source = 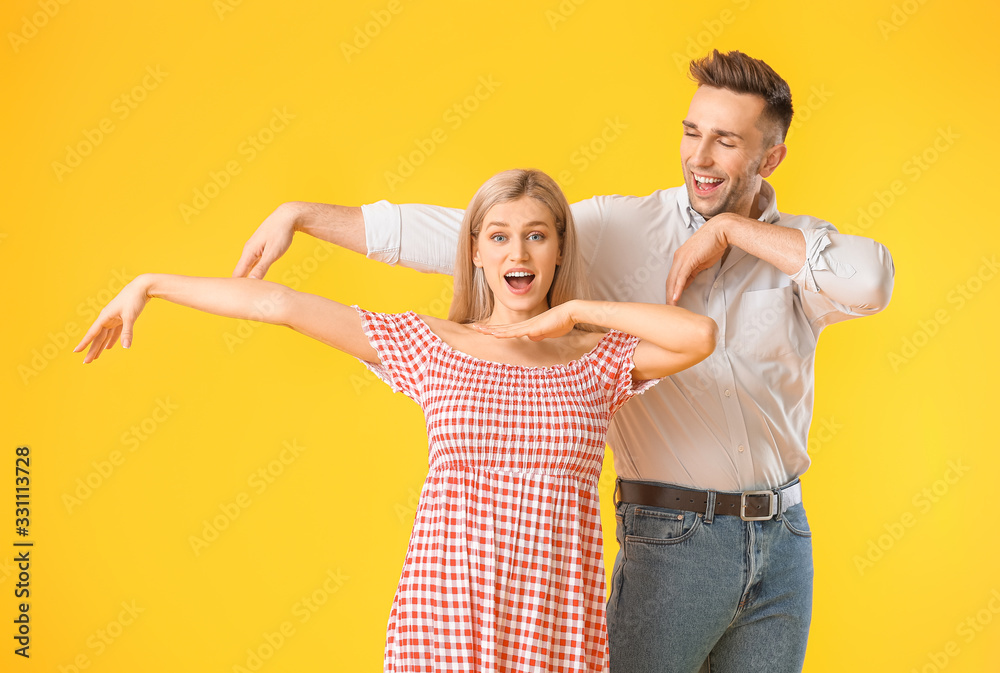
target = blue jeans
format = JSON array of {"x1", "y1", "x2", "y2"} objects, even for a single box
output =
[{"x1": 606, "y1": 487, "x2": 813, "y2": 673}]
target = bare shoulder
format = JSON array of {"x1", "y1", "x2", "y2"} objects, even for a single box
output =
[
  {"x1": 416, "y1": 316, "x2": 608, "y2": 367},
  {"x1": 566, "y1": 329, "x2": 606, "y2": 352},
  {"x1": 417, "y1": 314, "x2": 461, "y2": 336}
]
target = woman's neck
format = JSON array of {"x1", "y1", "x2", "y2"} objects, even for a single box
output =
[{"x1": 482, "y1": 302, "x2": 550, "y2": 326}]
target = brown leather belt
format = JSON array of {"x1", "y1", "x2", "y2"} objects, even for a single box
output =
[{"x1": 615, "y1": 479, "x2": 802, "y2": 521}]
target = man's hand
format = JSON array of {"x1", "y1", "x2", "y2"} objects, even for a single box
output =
[
  {"x1": 233, "y1": 203, "x2": 299, "y2": 280},
  {"x1": 665, "y1": 213, "x2": 808, "y2": 304},
  {"x1": 664, "y1": 215, "x2": 731, "y2": 305}
]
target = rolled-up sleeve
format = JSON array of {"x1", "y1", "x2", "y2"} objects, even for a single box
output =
[
  {"x1": 789, "y1": 220, "x2": 895, "y2": 328},
  {"x1": 361, "y1": 200, "x2": 464, "y2": 274}
]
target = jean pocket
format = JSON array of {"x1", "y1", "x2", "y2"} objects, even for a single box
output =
[
  {"x1": 624, "y1": 506, "x2": 703, "y2": 546},
  {"x1": 781, "y1": 504, "x2": 812, "y2": 538}
]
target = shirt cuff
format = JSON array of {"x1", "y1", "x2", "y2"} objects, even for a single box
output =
[
  {"x1": 790, "y1": 228, "x2": 856, "y2": 293},
  {"x1": 361, "y1": 200, "x2": 402, "y2": 265}
]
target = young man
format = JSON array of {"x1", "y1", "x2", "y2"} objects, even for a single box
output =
[{"x1": 233, "y1": 51, "x2": 895, "y2": 673}]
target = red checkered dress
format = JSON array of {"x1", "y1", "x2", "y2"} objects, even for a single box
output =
[{"x1": 355, "y1": 309, "x2": 657, "y2": 673}]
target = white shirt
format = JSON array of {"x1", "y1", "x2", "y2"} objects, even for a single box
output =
[{"x1": 361, "y1": 181, "x2": 895, "y2": 491}]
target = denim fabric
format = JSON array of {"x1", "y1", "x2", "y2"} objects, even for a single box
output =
[{"x1": 606, "y1": 489, "x2": 813, "y2": 673}]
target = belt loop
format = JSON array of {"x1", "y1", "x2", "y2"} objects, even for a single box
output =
[
  {"x1": 704, "y1": 490, "x2": 716, "y2": 524},
  {"x1": 613, "y1": 477, "x2": 622, "y2": 509},
  {"x1": 774, "y1": 487, "x2": 783, "y2": 522}
]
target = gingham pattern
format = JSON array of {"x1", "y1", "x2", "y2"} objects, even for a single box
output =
[{"x1": 355, "y1": 308, "x2": 657, "y2": 673}]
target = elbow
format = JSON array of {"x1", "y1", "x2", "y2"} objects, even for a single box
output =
[
  {"x1": 250, "y1": 282, "x2": 298, "y2": 326},
  {"x1": 845, "y1": 240, "x2": 896, "y2": 314},
  {"x1": 843, "y1": 258, "x2": 896, "y2": 316},
  {"x1": 860, "y1": 278, "x2": 894, "y2": 315},
  {"x1": 693, "y1": 316, "x2": 718, "y2": 362}
]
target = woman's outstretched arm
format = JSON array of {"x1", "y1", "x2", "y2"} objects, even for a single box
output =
[
  {"x1": 74, "y1": 273, "x2": 377, "y2": 364},
  {"x1": 477, "y1": 300, "x2": 717, "y2": 380}
]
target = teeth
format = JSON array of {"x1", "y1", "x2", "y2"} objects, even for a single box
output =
[
  {"x1": 505, "y1": 271, "x2": 533, "y2": 277},
  {"x1": 694, "y1": 175, "x2": 723, "y2": 184}
]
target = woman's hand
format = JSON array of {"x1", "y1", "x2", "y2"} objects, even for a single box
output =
[
  {"x1": 474, "y1": 301, "x2": 578, "y2": 341},
  {"x1": 73, "y1": 275, "x2": 153, "y2": 363}
]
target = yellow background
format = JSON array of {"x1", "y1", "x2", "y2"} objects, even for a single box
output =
[{"x1": 4, "y1": 0, "x2": 998, "y2": 671}]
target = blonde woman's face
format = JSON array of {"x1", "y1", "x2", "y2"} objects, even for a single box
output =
[{"x1": 472, "y1": 196, "x2": 562, "y2": 323}]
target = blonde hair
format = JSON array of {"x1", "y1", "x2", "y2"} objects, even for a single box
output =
[{"x1": 449, "y1": 169, "x2": 593, "y2": 326}]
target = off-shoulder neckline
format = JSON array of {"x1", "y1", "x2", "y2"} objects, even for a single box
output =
[{"x1": 406, "y1": 312, "x2": 618, "y2": 372}]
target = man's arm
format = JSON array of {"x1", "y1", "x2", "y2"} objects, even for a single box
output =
[
  {"x1": 232, "y1": 200, "x2": 466, "y2": 279},
  {"x1": 361, "y1": 201, "x2": 463, "y2": 274},
  {"x1": 664, "y1": 213, "x2": 805, "y2": 303},
  {"x1": 788, "y1": 225, "x2": 895, "y2": 319},
  {"x1": 233, "y1": 197, "x2": 605, "y2": 280},
  {"x1": 665, "y1": 212, "x2": 894, "y2": 318},
  {"x1": 233, "y1": 201, "x2": 366, "y2": 279}
]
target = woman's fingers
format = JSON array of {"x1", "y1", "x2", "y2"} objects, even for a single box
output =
[
  {"x1": 77, "y1": 314, "x2": 128, "y2": 363},
  {"x1": 474, "y1": 323, "x2": 523, "y2": 338},
  {"x1": 74, "y1": 317, "x2": 108, "y2": 353},
  {"x1": 119, "y1": 315, "x2": 136, "y2": 349},
  {"x1": 83, "y1": 328, "x2": 108, "y2": 363}
]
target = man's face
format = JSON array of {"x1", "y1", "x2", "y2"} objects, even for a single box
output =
[{"x1": 679, "y1": 85, "x2": 781, "y2": 219}]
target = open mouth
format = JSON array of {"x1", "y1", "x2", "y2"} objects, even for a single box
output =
[
  {"x1": 693, "y1": 173, "x2": 724, "y2": 194},
  {"x1": 504, "y1": 271, "x2": 535, "y2": 293}
]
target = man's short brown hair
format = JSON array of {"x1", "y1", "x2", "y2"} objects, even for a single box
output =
[{"x1": 689, "y1": 50, "x2": 794, "y2": 145}]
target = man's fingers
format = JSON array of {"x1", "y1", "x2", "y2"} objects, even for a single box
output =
[
  {"x1": 665, "y1": 261, "x2": 691, "y2": 305},
  {"x1": 232, "y1": 244, "x2": 262, "y2": 278},
  {"x1": 247, "y1": 251, "x2": 277, "y2": 280}
]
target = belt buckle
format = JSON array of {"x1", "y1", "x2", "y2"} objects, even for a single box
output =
[{"x1": 740, "y1": 490, "x2": 777, "y2": 521}]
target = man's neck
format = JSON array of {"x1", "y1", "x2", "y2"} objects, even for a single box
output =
[{"x1": 747, "y1": 185, "x2": 768, "y2": 220}]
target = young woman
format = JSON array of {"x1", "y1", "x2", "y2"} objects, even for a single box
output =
[{"x1": 75, "y1": 169, "x2": 716, "y2": 672}]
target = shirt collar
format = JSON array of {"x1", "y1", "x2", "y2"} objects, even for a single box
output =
[{"x1": 679, "y1": 179, "x2": 780, "y2": 229}]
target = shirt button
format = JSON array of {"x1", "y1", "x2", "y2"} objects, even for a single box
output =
[
  {"x1": 724, "y1": 389, "x2": 731, "y2": 397},
  {"x1": 713, "y1": 281, "x2": 720, "y2": 289},
  {"x1": 738, "y1": 444, "x2": 745, "y2": 453}
]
